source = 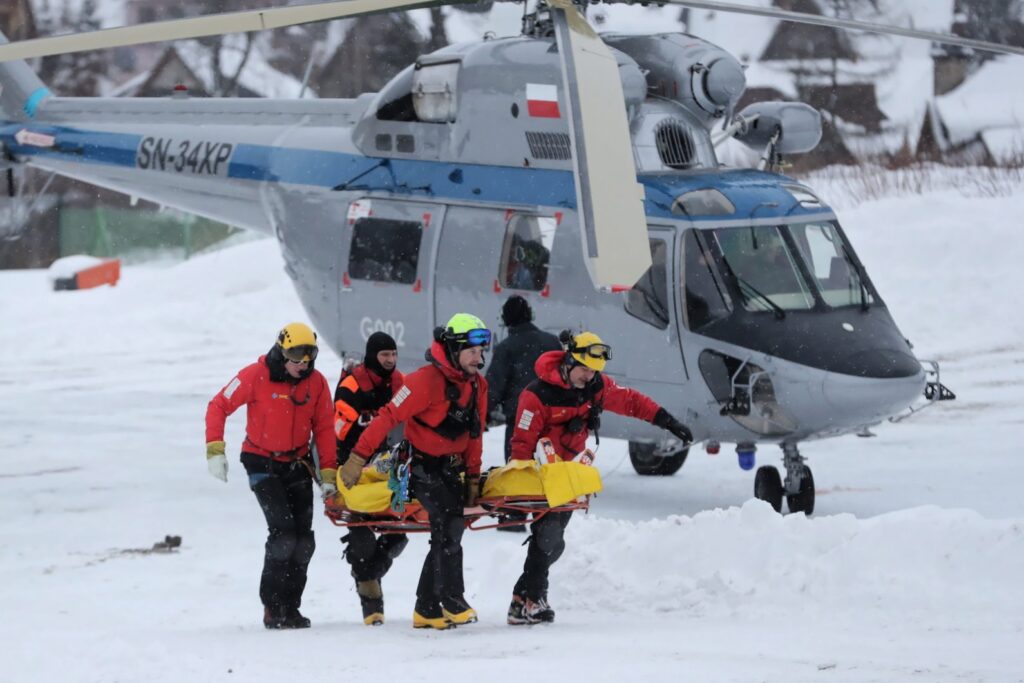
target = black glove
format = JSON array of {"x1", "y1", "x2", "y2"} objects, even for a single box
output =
[{"x1": 653, "y1": 408, "x2": 693, "y2": 445}]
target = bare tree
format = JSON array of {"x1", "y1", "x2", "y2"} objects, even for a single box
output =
[{"x1": 37, "y1": 0, "x2": 109, "y2": 96}]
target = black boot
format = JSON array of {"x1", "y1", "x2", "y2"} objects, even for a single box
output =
[
  {"x1": 507, "y1": 595, "x2": 554, "y2": 625},
  {"x1": 284, "y1": 607, "x2": 311, "y2": 629},
  {"x1": 356, "y1": 579, "x2": 385, "y2": 626},
  {"x1": 263, "y1": 606, "x2": 288, "y2": 629}
]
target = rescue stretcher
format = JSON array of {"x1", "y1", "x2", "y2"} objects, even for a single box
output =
[{"x1": 324, "y1": 457, "x2": 602, "y2": 534}]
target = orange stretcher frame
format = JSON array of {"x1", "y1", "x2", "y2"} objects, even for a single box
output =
[{"x1": 324, "y1": 495, "x2": 590, "y2": 534}]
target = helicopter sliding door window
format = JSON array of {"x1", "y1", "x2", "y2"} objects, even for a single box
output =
[
  {"x1": 499, "y1": 214, "x2": 556, "y2": 291},
  {"x1": 624, "y1": 239, "x2": 670, "y2": 330},
  {"x1": 786, "y1": 222, "x2": 875, "y2": 308},
  {"x1": 348, "y1": 218, "x2": 422, "y2": 285},
  {"x1": 682, "y1": 230, "x2": 732, "y2": 330},
  {"x1": 708, "y1": 225, "x2": 814, "y2": 312}
]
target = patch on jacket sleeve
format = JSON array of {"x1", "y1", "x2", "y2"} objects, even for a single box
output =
[
  {"x1": 223, "y1": 377, "x2": 241, "y2": 399},
  {"x1": 392, "y1": 386, "x2": 411, "y2": 407},
  {"x1": 517, "y1": 409, "x2": 534, "y2": 431}
]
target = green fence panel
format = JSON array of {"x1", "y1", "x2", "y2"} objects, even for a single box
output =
[{"x1": 59, "y1": 207, "x2": 239, "y2": 259}]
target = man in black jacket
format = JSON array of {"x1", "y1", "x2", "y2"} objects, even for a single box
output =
[
  {"x1": 334, "y1": 332, "x2": 408, "y2": 626},
  {"x1": 486, "y1": 297, "x2": 560, "y2": 532},
  {"x1": 487, "y1": 296, "x2": 562, "y2": 461}
]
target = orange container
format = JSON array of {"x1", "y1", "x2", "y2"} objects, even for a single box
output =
[{"x1": 75, "y1": 259, "x2": 121, "y2": 289}]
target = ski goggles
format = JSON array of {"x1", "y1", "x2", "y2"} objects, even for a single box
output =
[
  {"x1": 456, "y1": 328, "x2": 492, "y2": 348},
  {"x1": 576, "y1": 343, "x2": 612, "y2": 361},
  {"x1": 282, "y1": 344, "x2": 318, "y2": 363}
]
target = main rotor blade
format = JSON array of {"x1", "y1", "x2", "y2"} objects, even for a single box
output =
[
  {"x1": 0, "y1": 0, "x2": 452, "y2": 63},
  {"x1": 549, "y1": 0, "x2": 651, "y2": 290},
  {"x1": 662, "y1": 0, "x2": 1024, "y2": 57}
]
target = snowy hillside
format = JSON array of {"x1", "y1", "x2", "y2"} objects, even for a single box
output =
[{"x1": 2, "y1": 176, "x2": 1024, "y2": 682}]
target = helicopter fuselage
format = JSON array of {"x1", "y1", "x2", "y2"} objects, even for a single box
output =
[{"x1": 0, "y1": 33, "x2": 926, "y2": 453}]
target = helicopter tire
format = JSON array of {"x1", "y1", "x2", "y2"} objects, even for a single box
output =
[
  {"x1": 628, "y1": 441, "x2": 688, "y2": 476},
  {"x1": 754, "y1": 465, "x2": 783, "y2": 512},
  {"x1": 786, "y1": 466, "x2": 815, "y2": 516}
]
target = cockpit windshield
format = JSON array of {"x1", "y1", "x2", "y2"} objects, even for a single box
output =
[
  {"x1": 708, "y1": 225, "x2": 814, "y2": 312},
  {"x1": 787, "y1": 222, "x2": 875, "y2": 308},
  {"x1": 686, "y1": 221, "x2": 875, "y2": 321}
]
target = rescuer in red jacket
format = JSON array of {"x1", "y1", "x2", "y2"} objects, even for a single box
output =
[
  {"x1": 507, "y1": 331, "x2": 692, "y2": 625},
  {"x1": 344, "y1": 313, "x2": 490, "y2": 630},
  {"x1": 205, "y1": 322, "x2": 337, "y2": 630}
]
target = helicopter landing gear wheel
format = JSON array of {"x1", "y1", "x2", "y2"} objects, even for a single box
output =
[
  {"x1": 782, "y1": 442, "x2": 814, "y2": 516},
  {"x1": 754, "y1": 465, "x2": 783, "y2": 512},
  {"x1": 786, "y1": 466, "x2": 815, "y2": 515},
  {"x1": 628, "y1": 441, "x2": 689, "y2": 476}
]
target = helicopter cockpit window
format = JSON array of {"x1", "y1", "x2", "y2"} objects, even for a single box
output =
[
  {"x1": 787, "y1": 222, "x2": 875, "y2": 308},
  {"x1": 376, "y1": 68, "x2": 417, "y2": 122},
  {"x1": 709, "y1": 225, "x2": 814, "y2": 312},
  {"x1": 672, "y1": 188, "x2": 735, "y2": 217},
  {"x1": 348, "y1": 217, "x2": 422, "y2": 285},
  {"x1": 682, "y1": 230, "x2": 732, "y2": 330},
  {"x1": 500, "y1": 214, "x2": 556, "y2": 291},
  {"x1": 624, "y1": 239, "x2": 669, "y2": 330}
]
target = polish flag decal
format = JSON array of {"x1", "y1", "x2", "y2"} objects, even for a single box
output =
[{"x1": 526, "y1": 83, "x2": 560, "y2": 118}]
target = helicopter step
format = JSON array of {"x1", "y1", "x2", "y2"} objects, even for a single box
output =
[
  {"x1": 753, "y1": 442, "x2": 814, "y2": 515},
  {"x1": 628, "y1": 439, "x2": 689, "y2": 476}
]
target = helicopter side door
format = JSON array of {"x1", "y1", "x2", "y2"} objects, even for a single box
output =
[
  {"x1": 618, "y1": 226, "x2": 689, "y2": 385},
  {"x1": 338, "y1": 198, "x2": 444, "y2": 366},
  {"x1": 434, "y1": 206, "x2": 561, "y2": 339}
]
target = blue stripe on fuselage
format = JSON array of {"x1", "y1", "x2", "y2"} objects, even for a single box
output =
[{"x1": 0, "y1": 121, "x2": 831, "y2": 221}]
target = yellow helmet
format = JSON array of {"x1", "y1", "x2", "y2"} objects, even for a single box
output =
[
  {"x1": 276, "y1": 322, "x2": 319, "y2": 363},
  {"x1": 569, "y1": 331, "x2": 612, "y2": 372}
]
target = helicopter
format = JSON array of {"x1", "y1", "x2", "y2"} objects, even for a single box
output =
[{"x1": 2, "y1": 0, "x2": 1012, "y2": 515}]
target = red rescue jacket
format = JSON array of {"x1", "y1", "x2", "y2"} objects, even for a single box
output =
[
  {"x1": 510, "y1": 350, "x2": 661, "y2": 461},
  {"x1": 352, "y1": 342, "x2": 487, "y2": 476},
  {"x1": 205, "y1": 355, "x2": 337, "y2": 469}
]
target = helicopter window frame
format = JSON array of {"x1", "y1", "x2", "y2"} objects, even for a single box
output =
[
  {"x1": 375, "y1": 67, "x2": 418, "y2": 122},
  {"x1": 784, "y1": 220, "x2": 877, "y2": 309},
  {"x1": 347, "y1": 216, "x2": 423, "y2": 285},
  {"x1": 705, "y1": 224, "x2": 816, "y2": 313},
  {"x1": 498, "y1": 213, "x2": 557, "y2": 292},
  {"x1": 681, "y1": 229, "x2": 733, "y2": 331},
  {"x1": 624, "y1": 238, "x2": 671, "y2": 330}
]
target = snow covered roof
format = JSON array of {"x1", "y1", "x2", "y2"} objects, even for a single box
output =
[{"x1": 932, "y1": 57, "x2": 1024, "y2": 158}]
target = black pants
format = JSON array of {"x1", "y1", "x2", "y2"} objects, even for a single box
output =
[
  {"x1": 242, "y1": 452, "x2": 315, "y2": 612},
  {"x1": 410, "y1": 455, "x2": 466, "y2": 609},
  {"x1": 513, "y1": 510, "x2": 573, "y2": 600},
  {"x1": 342, "y1": 528, "x2": 408, "y2": 582}
]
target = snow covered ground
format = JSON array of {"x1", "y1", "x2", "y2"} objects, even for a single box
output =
[{"x1": 2, "y1": 175, "x2": 1024, "y2": 682}]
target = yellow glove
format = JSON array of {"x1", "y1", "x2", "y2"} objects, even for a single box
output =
[
  {"x1": 340, "y1": 454, "x2": 368, "y2": 489},
  {"x1": 320, "y1": 468, "x2": 339, "y2": 500},
  {"x1": 206, "y1": 441, "x2": 227, "y2": 482}
]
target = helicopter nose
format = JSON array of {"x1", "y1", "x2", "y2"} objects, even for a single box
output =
[
  {"x1": 828, "y1": 347, "x2": 922, "y2": 379},
  {"x1": 821, "y1": 350, "x2": 925, "y2": 424}
]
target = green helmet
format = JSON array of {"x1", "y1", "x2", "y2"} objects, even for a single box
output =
[
  {"x1": 437, "y1": 313, "x2": 492, "y2": 350},
  {"x1": 446, "y1": 313, "x2": 486, "y2": 335}
]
